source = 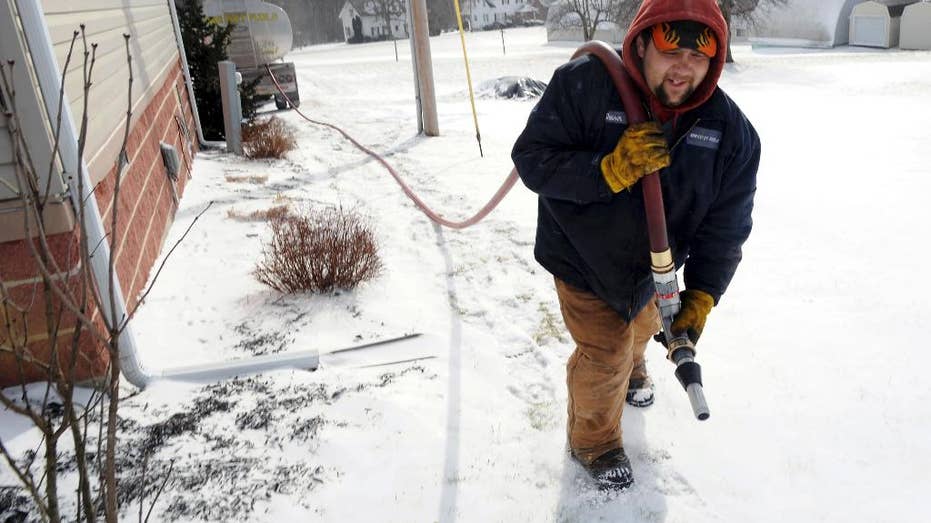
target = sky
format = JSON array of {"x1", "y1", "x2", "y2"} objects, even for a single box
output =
[{"x1": 3, "y1": 26, "x2": 931, "y2": 522}]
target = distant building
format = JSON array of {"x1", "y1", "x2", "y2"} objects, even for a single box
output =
[
  {"x1": 746, "y1": 0, "x2": 858, "y2": 47},
  {"x1": 338, "y1": 1, "x2": 409, "y2": 42},
  {"x1": 461, "y1": 0, "x2": 543, "y2": 30},
  {"x1": 849, "y1": 0, "x2": 911, "y2": 48},
  {"x1": 746, "y1": 0, "x2": 916, "y2": 48},
  {"x1": 900, "y1": 1, "x2": 931, "y2": 50}
]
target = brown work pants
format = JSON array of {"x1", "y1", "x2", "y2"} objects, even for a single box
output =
[{"x1": 555, "y1": 278, "x2": 661, "y2": 465}]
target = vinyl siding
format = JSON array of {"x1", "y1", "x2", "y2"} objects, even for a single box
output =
[
  {"x1": 42, "y1": 0, "x2": 180, "y2": 183},
  {"x1": 0, "y1": 0, "x2": 64, "y2": 213}
]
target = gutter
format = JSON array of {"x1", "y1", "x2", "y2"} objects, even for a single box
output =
[{"x1": 167, "y1": 0, "x2": 225, "y2": 149}]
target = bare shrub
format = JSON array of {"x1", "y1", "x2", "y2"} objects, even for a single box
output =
[
  {"x1": 254, "y1": 207, "x2": 382, "y2": 293},
  {"x1": 241, "y1": 117, "x2": 296, "y2": 159},
  {"x1": 227, "y1": 204, "x2": 291, "y2": 222}
]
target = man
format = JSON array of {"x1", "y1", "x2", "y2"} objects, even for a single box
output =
[{"x1": 511, "y1": 0, "x2": 760, "y2": 491}]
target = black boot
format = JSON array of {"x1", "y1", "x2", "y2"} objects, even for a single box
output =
[
  {"x1": 580, "y1": 447, "x2": 634, "y2": 491},
  {"x1": 626, "y1": 375, "x2": 654, "y2": 407},
  {"x1": 626, "y1": 361, "x2": 654, "y2": 407}
]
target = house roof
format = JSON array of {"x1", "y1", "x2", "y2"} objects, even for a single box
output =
[
  {"x1": 464, "y1": 0, "x2": 498, "y2": 10},
  {"x1": 342, "y1": 0, "x2": 378, "y2": 17}
]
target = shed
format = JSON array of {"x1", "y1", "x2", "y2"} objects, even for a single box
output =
[
  {"x1": 749, "y1": 0, "x2": 860, "y2": 48},
  {"x1": 849, "y1": 1, "x2": 911, "y2": 48},
  {"x1": 0, "y1": 0, "x2": 203, "y2": 386},
  {"x1": 900, "y1": 1, "x2": 931, "y2": 49}
]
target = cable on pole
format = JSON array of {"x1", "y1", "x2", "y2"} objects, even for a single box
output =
[{"x1": 452, "y1": 0, "x2": 484, "y2": 157}]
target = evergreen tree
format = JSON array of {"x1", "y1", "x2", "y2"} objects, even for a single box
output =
[
  {"x1": 177, "y1": 0, "x2": 235, "y2": 140},
  {"x1": 427, "y1": 0, "x2": 457, "y2": 35}
]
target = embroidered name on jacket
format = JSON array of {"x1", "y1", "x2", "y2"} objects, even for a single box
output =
[
  {"x1": 605, "y1": 111, "x2": 627, "y2": 125},
  {"x1": 686, "y1": 127, "x2": 722, "y2": 149}
]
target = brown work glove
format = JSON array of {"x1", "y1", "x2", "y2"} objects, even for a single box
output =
[
  {"x1": 600, "y1": 122, "x2": 671, "y2": 193},
  {"x1": 671, "y1": 289, "x2": 715, "y2": 344}
]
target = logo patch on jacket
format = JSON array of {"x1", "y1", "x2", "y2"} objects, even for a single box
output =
[
  {"x1": 686, "y1": 127, "x2": 722, "y2": 150},
  {"x1": 605, "y1": 111, "x2": 627, "y2": 125}
]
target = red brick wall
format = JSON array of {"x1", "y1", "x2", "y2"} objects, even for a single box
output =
[{"x1": 0, "y1": 58, "x2": 199, "y2": 386}]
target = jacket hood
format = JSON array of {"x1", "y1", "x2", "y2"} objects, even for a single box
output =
[{"x1": 621, "y1": 0, "x2": 728, "y2": 117}]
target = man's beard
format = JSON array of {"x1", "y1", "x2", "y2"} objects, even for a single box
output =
[{"x1": 654, "y1": 83, "x2": 695, "y2": 108}]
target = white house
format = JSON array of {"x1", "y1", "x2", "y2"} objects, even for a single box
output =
[
  {"x1": 462, "y1": 0, "x2": 541, "y2": 30},
  {"x1": 339, "y1": 1, "x2": 409, "y2": 42}
]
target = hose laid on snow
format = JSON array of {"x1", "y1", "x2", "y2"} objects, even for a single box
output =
[{"x1": 264, "y1": 65, "x2": 518, "y2": 230}]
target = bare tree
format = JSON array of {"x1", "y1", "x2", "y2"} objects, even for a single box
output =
[
  {"x1": 718, "y1": 0, "x2": 789, "y2": 62},
  {"x1": 547, "y1": 0, "x2": 638, "y2": 42},
  {"x1": 370, "y1": 0, "x2": 407, "y2": 39},
  {"x1": 0, "y1": 28, "x2": 117, "y2": 522},
  {"x1": 0, "y1": 25, "x2": 184, "y2": 522},
  {"x1": 426, "y1": 0, "x2": 456, "y2": 35}
]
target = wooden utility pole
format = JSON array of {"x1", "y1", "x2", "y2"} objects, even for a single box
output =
[
  {"x1": 409, "y1": 0, "x2": 439, "y2": 136},
  {"x1": 405, "y1": 1, "x2": 423, "y2": 133}
]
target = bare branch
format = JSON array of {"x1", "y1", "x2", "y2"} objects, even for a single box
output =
[
  {"x1": 0, "y1": 439, "x2": 50, "y2": 520},
  {"x1": 108, "y1": 34, "x2": 133, "y2": 347},
  {"x1": 144, "y1": 459, "x2": 174, "y2": 523},
  {"x1": 43, "y1": 31, "x2": 80, "y2": 204},
  {"x1": 548, "y1": 0, "x2": 637, "y2": 41},
  {"x1": 138, "y1": 453, "x2": 147, "y2": 522},
  {"x1": 122, "y1": 201, "x2": 214, "y2": 329}
]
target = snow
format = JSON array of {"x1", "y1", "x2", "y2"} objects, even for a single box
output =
[{"x1": 3, "y1": 26, "x2": 931, "y2": 521}]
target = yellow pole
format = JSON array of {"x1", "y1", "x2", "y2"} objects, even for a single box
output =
[{"x1": 452, "y1": 0, "x2": 484, "y2": 157}]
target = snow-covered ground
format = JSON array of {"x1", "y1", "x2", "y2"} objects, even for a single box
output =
[{"x1": 3, "y1": 27, "x2": 931, "y2": 522}]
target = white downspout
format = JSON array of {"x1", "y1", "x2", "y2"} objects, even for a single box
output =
[
  {"x1": 14, "y1": 0, "x2": 150, "y2": 386},
  {"x1": 167, "y1": 0, "x2": 224, "y2": 149}
]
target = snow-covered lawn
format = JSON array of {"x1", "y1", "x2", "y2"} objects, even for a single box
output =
[{"x1": 3, "y1": 27, "x2": 930, "y2": 521}]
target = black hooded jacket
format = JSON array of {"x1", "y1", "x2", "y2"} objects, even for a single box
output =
[{"x1": 511, "y1": 1, "x2": 760, "y2": 321}]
